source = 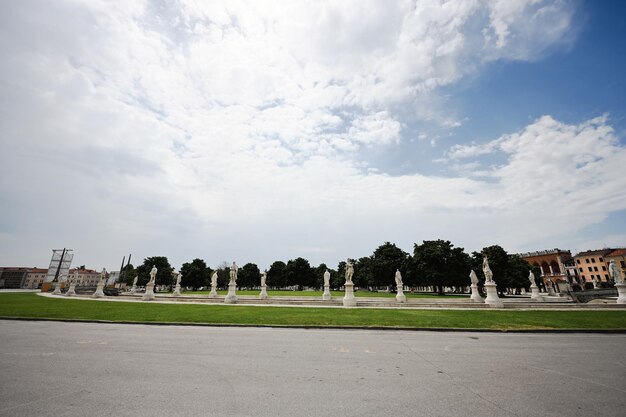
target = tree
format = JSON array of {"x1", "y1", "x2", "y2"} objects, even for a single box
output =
[
  {"x1": 411, "y1": 240, "x2": 471, "y2": 295},
  {"x1": 180, "y1": 258, "x2": 210, "y2": 290},
  {"x1": 369, "y1": 242, "x2": 409, "y2": 289},
  {"x1": 135, "y1": 256, "x2": 173, "y2": 289},
  {"x1": 472, "y1": 246, "x2": 535, "y2": 295},
  {"x1": 238, "y1": 263, "x2": 261, "y2": 289},
  {"x1": 267, "y1": 261, "x2": 287, "y2": 289},
  {"x1": 215, "y1": 262, "x2": 231, "y2": 289},
  {"x1": 314, "y1": 263, "x2": 329, "y2": 289},
  {"x1": 118, "y1": 263, "x2": 136, "y2": 286},
  {"x1": 284, "y1": 257, "x2": 315, "y2": 290},
  {"x1": 508, "y1": 254, "x2": 536, "y2": 292}
]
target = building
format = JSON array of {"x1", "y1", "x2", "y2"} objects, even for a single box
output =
[
  {"x1": 67, "y1": 266, "x2": 102, "y2": 286},
  {"x1": 605, "y1": 249, "x2": 626, "y2": 282},
  {"x1": 519, "y1": 249, "x2": 574, "y2": 292},
  {"x1": 23, "y1": 268, "x2": 49, "y2": 289},
  {"x1": 573, "y1": 249, "x2": 614, "y2": 286},
  {"x1": 0, "y1": 267, "x2": 31, "y2": 288}
]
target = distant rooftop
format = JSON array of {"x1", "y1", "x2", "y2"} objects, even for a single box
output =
[{"x1": 518, "y1": 248, "x2": 571, "y2": 257}]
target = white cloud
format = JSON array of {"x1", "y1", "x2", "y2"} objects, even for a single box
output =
[{"x1": 2, "y1": 0, "x2": 609, "y2": 271}]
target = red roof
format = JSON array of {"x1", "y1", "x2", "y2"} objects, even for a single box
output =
[{"x1": 607, "y1": 248, "x2": 626, "y2": 257}]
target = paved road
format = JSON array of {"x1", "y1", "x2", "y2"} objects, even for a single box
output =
[{"x1": 0, "y1": 320, "x2": 624, "y2": 417}]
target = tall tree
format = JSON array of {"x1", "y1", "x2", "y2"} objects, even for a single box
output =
[
  {"x1": 180, "y1": 258, "x2": 210, "y2": 290},
  {"x1": 314, "y1": 263, "x2": 330, "y2": 289},
  {"x1": 412, "y1": 240, "x2": 471, "y2": 295},
  {"x1": 267, "y1": 261, "x2": 287, "y2": 289},
  {"x1": 284, "y1": 257, "x2": 315, "y2": 290},
  {"x1": 472, "y1": 246, "x2": 534, "y2": 295},
  {"x1": 135, "y1": 256, "x2": 173, "y2": 289},
  {"x1": 215, "y1": 261, "x2": 231, "y2": 289},
  {"x1": 369, "y1": 242, "x2": 409, "y2": 289},
  {"x1": 238, "y1": 263, "x2": 261, "y2": 289}
]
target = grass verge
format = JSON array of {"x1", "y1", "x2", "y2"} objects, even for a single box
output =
[{"x1": 1, "y1": 293, "x2": 625, "y2": 330}]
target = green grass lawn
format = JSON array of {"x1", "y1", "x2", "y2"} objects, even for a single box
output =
[
  {"x1": 1, "y1": 293, "x2": 625, "y2": 330},
  {"x1": 185, "y1": 290, "x2": 467, "y2": 298}
]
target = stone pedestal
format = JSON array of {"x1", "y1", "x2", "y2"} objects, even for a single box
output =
[
  {"x1": 172, "y1": 284, "x2": 181, "y2": 296},
  {"x1": 343, "y1": 282, "x2": 356, "y2": 307},
  {"x1": 52, "y1": 282, "x2": 62, "y2": 295},
  {"x1": 530, "y1": 285, "x2": 544, "y2": 302},
  {"x1": 93, "y1": 282, "x2": 105, "y2": 298},
  {"x1": 65, "y1": 282, "x2": 76, "y2": 296},
  {"x1": 209, "y1": 285, "x2": 218, "y2": 298},
  {"x1": 396, "y1": 287, "x2": 406, "y2": 303},
  {"x1": 259, "y1": 285, "x2": 268, "y2": 299},
  {"x1": 470, "y1": 284, "x2": 483, "y2": 302},
  {"x1": 484, "y1": 282, "x2": 503, "y2": 307},
  {"x1": 547, "y1": 284, "x2": 556, "y2": 296},
  {"x1": 322, "y1": 284, "x2": 331, "y2": 301},
  {"x1": 616, "y1": 283, "x2": 626, "y2": 304},
  {"x1": 143, "y1": 282, "x2": 155, "y2": 301},
  {"x1": 224, "y1": 282, "x2": 237, "y2": 303}
]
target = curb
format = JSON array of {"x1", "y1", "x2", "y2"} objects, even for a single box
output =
[{"x1": 1, "y1": 316, "x2": 625, "y2": 334}]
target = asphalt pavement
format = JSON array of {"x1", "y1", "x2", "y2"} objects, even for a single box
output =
[{"x1": 0, "y1": 320, "x2": 624, "y2": 417}]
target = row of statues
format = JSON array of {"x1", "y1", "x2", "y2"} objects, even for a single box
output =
[{"x1": 139, "y1": 257, "x2": 624, "y2": 291}]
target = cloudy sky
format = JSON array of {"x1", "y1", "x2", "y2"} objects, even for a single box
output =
[{"x1": 1, "y1": 0, "x2": 625, "y2": 272}]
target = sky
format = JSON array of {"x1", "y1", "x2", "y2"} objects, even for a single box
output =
[{"x1": 1, "y1": 0, "x2": 625, "y2": 273}]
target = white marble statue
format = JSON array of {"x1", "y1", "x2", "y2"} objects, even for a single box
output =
[
  {"x1": 175, "y1": 272, "x2": 182, "y2": 286},
  {"x1": 211, "y1": 271, "x2": 218, "y2": 287},
  {"x1": 482, "y1": 257, "x2": 493, "y2": 283},
  {"x1": 528, "y1": 271, "x2": 537, "y2": 286},
  {"x1": 395, "y1": 269, "x2": 406, "y2": 303},
  {"x1": 324, "y1": 270, "x2": 330, "y2": 287},
  {"x1": 229, "y1": 262, "x2": 238, "y2": 284},
  {"x1": 395, "y1": 270, "x2": 403, "y2": 288},
  {"x1": 609, "y1": 260, "x2": 623, "y2": 284},
  {"x1": 261, "y1": 271, "x2": 267, "y2": 287},
  {"x1": 469, "y1": 270, "x2": 478, "y2": 285},
  {"x1": 469, "y1": 270, "x2": 483, "y2": 302},
  {"x1": 345, "y1": 260, "x2": 354, "y2": 284},
  {"x1": 132, "y1": 276, "x2": 138, "y2": 287},
  {"x1": 149, "y1": 265, "x2": 157, "y2": 284},
  {"x1": 99, "y1": 268, "x2": 107, "y2": 285}
]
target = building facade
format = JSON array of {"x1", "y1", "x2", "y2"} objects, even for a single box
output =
[
  {"x1": 573, "y1": 249, "x2": 614, "y2": 286},
  {"x1": 519, "y1": 249, "x2": 574, "y2": 292},
  {"x1": 67, "y1": 267, "x2": 102, "y2": 286},
  {"x1": 23, "y1": 268, "x2": 49, "y2": 289},
  {"x1": 0, "y1": 267, "x2": 30, "y2": 288}
]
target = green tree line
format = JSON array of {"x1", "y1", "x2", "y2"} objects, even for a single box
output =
[{"x1": 118, "y1": 241, "x2": 540, "y2": 295}]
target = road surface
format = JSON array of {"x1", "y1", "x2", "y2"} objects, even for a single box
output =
[{"x1": 0, "y1": 320, "x2": 624, "y2": 416}]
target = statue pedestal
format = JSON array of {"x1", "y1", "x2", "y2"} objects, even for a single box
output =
[
  {"x1": 470, "y1": 284, "x2": 483, "y2": 302},
  {"x1": 484, "y1": 282, "x2": 503, "y2": 307},
  {"x1": 530, "y1": 285, "x2": 543, "y2": 302},
  {"x1": 322, "y1": 285, "x2": 331, "y2": 301},
  {"x1": 143, "y1": 282, "x2": 155, "y2": 301},
  {"x1": 546, "y1": 281, "x2": 556, "y2": 296},
  {"x1": 130, "y1": 284, "x2": 137, "y2": 294},
  {"x1": 65, "y1": 283, "x2": 76, "y2": 296},
  {"x1": 259, "y1": 285, "x2": 268, "y2": 299},
  {"x1": 396, "y1": 288, "x2": 406, "y2": 303},
  {"x1": 208, "y1": 285, "x2": 218, "y2": 298},
  {"x1": 616, "y1": 283, "x2": 626, "y2": 304},
  {"x1": 343, "y1": 282, "x2": 356, "y2": 307},
  {"x1": 224, "y1": 282, "x2": 237, "y2": 303},
  {"x1": 93, "y1": 283, "x2": 105, "y2": 298},
  {"x1": 172, "y1": 284, "x2": 181, "y2": 296},
  {"x1": 52, "y1": 282, "x2": 62, "y2": 295}
]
